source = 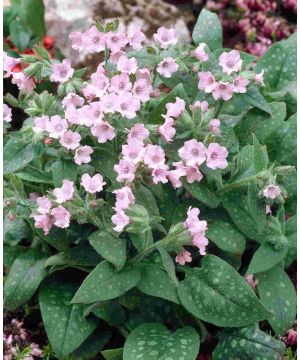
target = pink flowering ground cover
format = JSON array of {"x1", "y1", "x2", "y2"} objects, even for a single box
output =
[{"x1": 3, "y1": 9, "x2": 296, "y2": 360}]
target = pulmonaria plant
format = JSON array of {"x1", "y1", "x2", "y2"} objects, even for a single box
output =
[{"x1": 3, "y1": 9, "x2": 296, "y2": 360}]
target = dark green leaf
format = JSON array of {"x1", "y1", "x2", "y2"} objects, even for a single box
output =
[{"x1": 51, "y1": 158, "x2": 78, "y2": 187}]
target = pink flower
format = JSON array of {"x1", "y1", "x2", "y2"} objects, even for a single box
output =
[
  {"x1": 192, "y1": 43, "x2": 209, "y2": 62},
  {"x1": 128, "y1": 123, "x2": 149, "y2": 143},
  {"x1": 3, "y1": 52, "x2": 21, "y2": 77},
  {"x1": 212, "y1": 82, "x2": 234, "y2": 101},
  {"x1": 158, "y1": 117, "x2": 176, "y2": 142},
  {"x1": 36, "y1": 196, "x2": 52, "y2": 215},
  {"x1": 60, "y1": 130, "x2": 81, "y2": 150},
  {"x1": 3, "y1": 104, "x2": 12, "y2": 123},
  {"x1": 114, "y1": 160, "x2": 136, "y2": 182},
  {"x1": 81, "y1": 173, "x2": 106, "y2": 194},
  {"x1": 153, "y1": 27, "x2": 177, "y2": 49},
  {"x1": 53, "y1": 180, "x2": 75, "y2": 204},
  {"x1": 209, "y1": 119, "x2": 221, "y2": 135},
  {"x1": 245, "y1": 274, "x2": 259, "y2": 289},
  {"x1": 193, "y1": 235, "x2": 209, "y2": 255},
  {"x1": 144, "y1": 144, "x2": 166, "y2": 169},
  {"x1": 185, "y1": 206, "x2": 200, "y2": 227},
  {"x1": 233, "y1": 77, "x2": 249, "y2": 93},
  {"x1": 65, "y1": 106, "x2": 81, "y2": 125},
  {"x1": 175, "y1": 250, "x2": 192, "y2": 265},
  {"x1": 80, "y1": 102, "x2": 103, "y2": 126},
  {"x1": 81, "y1": 83, "x2": 97, "y2": 101},
  {"x1": 91, "y1": 121, "x2": 116, "y2": 143},
  {"x1": 122, "y1": 141, "x2": 145, "y2": 164},
  {"x1": 51, "y1": 205, "x2": 71, "y2": 228},
  {"x1": 11, "y1": 72, "x2": 35, "y2": 92},
  {"x1": 198, "y1": 71, "x2": 216, "y2": 93},
  {"x1": 151, "y1": 167, "x2": 169, "y2": 184},
  {"x1": 69, "y1": 31, "x2": 83, "y2": 51},
  {"x1": 117, "y1": 92, "x2": 140, "y2": 119},
  {"x1": 31, "y1": 214, "x2": 53, "y2": 235},
  {"x1": 46, "y1": 115, "x2": 68, "y2": 138},
  {"x1": 132, "y1": 79, "x2": 152, "y2": 103},
  {"x1": 74, "y1": 146, "x2": 93, "y2": 165},
  {"x1": 165, "y1": 97, "x2": 186, "y2": 118},
  {"x1": 178, "y1": 139, "x2": 206, "y2": 167},
  {"x1": 112, "y1": 210, "x2": 130, "y2": 232},
  {"x1": 110, "y1": 73, "x2": 132, "y2": 93},
  {"x1": 91, "y1": 72, "x2": 110, "y2": 96},
  {"x1": 117, "y1": 55, "x2": 138, "y2": 74},
  {"x1": 62, "y1": 93, "x2": 84, "y2": 108},
  {"x1": 206, "y1": 143, "x2": 228, "y2": 170},
  {"x1": 184, "y1": 207, "x2": 208, "y2": 255},
  {"x1": 101, "y1": 93, "x2": 118, "y2": 114},
  {"x1": 219, "y1": 50, "x2": 242, "y2": 75},
  {"x1": 82, "y1": 26, "x2": 106, "y2": 53},
  {"x1": 109, "y1": 50, "x2": 125, "y2": 65},
  {"x1": 106, "y1": 31, "x2": 128, "y2": 53},
  {"x1": 167, "y1": 168, "x2": 185, "y2": 188},
  {"x1": 175, "y1": 162, "x2": 203, "y2": 183},
  {"x1": 136, "y1": 68, "x2": 151, "y2": 85},
  {"x1": 190, "y1": 100, "x2": 209, "y2": 113},
  {"x1": 254, "y1": 70, "x2": 264, "y2": 85},
  {"x1": 266, "y1": 204, "x2": 272, "y2": 215},
  {"x1": 157, "y1": 57, "x2": 178, "y2": 78},
  {"x1": 128, "y1": 25, "x2": 146, "y2": 50},
  {"x1": 263, "y1": 184, "x2": 281, "y2": 199},
  {"x1": 50, "y1": 60, "x2": 74, "y2": 83},
  {"x1": 113, "y1": 186, "x2": 135, "y2": 210},
  {"x1": 287, "y1": 329, "x2": 297, "y2": 346}
]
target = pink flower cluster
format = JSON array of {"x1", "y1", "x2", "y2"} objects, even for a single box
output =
[{"x1": 263, "y1": 184, "x2": 281, "y2": 199}]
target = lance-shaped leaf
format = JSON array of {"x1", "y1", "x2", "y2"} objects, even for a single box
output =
[
  {"x1": 39, "y1": 281, "x2": 98, "y2": 359},
  {"x1": 51, "y1": 158, "x2": 78, "y2": 187},
  {"x1": 71, "y1": 331, "x2": 111, "y2": 360},
  {"x1": 72, "y1": 261, "x2": 140, "y2": 304},
  {"x1": 213, "y1": 325, "x2": 285, "y2": 360},
  {"x1": 285, "y1": 214, "x2": 297, "y2": 267},
  {"x1": 177, "y1": 255, "x2": 271, "y2": 327},
  {"x1": 102, "y1": 348, "x2": 123, "y2": 360},
  {"x1": 257, "y1": 265, "x2": 296, "y2": 335},
  {"x1": 184, "y1": 180, "x2": 219, "y2": 208},
  {"x1": 123, "y1": 323, "x2": 200, "y2": 360}
]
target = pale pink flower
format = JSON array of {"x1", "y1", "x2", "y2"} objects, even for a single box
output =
[
  {"x1": 117, "y1": 55, "x2": 138, "y2": 74},
  {"x1": 110, "y1": 73, "x2": 132, "y2": 94},
  {"x1": 167, "y1": 168, "x2": 185, "y2": 188},
  {"x1": 157, "y1": 57, "x2": 178, "y2": 78},
  {"x1": 188, "y1": 219, "x2": 208, "y2": 238},
  {"x1": 114, "y1": 160, "x2": 136, "y2": 182},
  {"x1": 109, "y1": 50, "x2": 125, "y2": 65},
  {"x1": 165, "y1": 97, "x2": 186, "y2": 118},
  {"x1": 266, "y1": 204, "x2": 272, "y2": 215},
  {"x1": 219, "y1": 50, "x2": 242, "y2": 75},
  {"x1": 153, "y1": 27, "x2": 177, "y2": 49},
  {"x1": 287, "y1": 329, "x2": 297, "y2": 346},
  {"x1": 245, "y1": 274, "x2": 259, "y2": 289},
  {"x1": 31, "y1": 214, "x2": 53, "y2": 235},
  {"x1": 82, "y1": 26, "x2": 106, "y2": 53},
  {"x1": 151, "y1": 167, "x2": 169, "y2": 184},
  {"x1": 136, "y1": 68, "x2": 151, "y2": 85},
  {"x1": 112, "y1": 210, "x2": 130, "y2": 232},
  {"x1": 11, "y1": 72, "x2": 35, "y2": 92},
  {"x1": 192, "y1": 43, "x2": 209, "y2": 62},
  {"x1": 193, "y1": 235, "x2": 209, "y2": 255},
  {"x1": 178, "y1": 139, "x2": 206, "y2": 167},
  {"x1": 206, "y1": 143, "x2": 228, "y2": 170},
  {"x1": 91, "y1": 72, "x2": 110, "y2": 96},
  {"x1": 189, "y1": 100, "x2": 209, "y2": 113},
  {"x1": 80, "y1": 102, "x2": 103, "y2": 126},
  {"x1": 46, "y1": 115, "x2": 68, "y2": 139},
  {"x1": 100, "y1": 93, "x2": 116, "y2": 114},
  {"x1": 106, "y1": 31, "x2": 128, "y2": 53},
  {"x1": 3, "y1": 104, "x2": 12, "y2": 123},
  {"x1": 64, "y1": 106, "x2": 81, "y2": 125},
  {"x1": 29, "y1": 193, "x2": 40, "y2": 201},
  {"x1": 81, "y1": 83, "x2": 98, "y2": 102},
  {"x1": 113, "y1": 186, "x2": 135, "y2": 210},
  {"x1": 128, "y1": 25, "x2": 146, "y2": 50},
  {"x1": 254, "y1": 70, "x2": 264, "y2": 85},
  {"x1": 122, "y1": 141, "x2": 145, "y2": 164},
  {"x1": 144, "y1": 144, "x2": 166, "y2": 169},
  {"x1": 60, "y1": 130, "x2": 81, "y2": 150},
  {"x1": 91, "y1": 120, "x2": 116, "y2": 143},
  {"x1": 132, "y1": 79, "x2": 152, "y2": 103},
  {"x1": 50, "y1": 60, "x2": 74, "y2": 83},
  {"x1": 233, "y1": 77, "x2": 249, "y2": 93},
  {"x1": 175, "y1": 162, "x2": 203, "y2": 183},
  {"x1": 36, "y1": 196, "x2": 52, "y2": 215},
  {"x1": 198, "y1": 71, "x2": 216, "y2": 93},
  {"x1": 209, "y1": 119, "x2": 221, "y2": 135},
  {"x1": 62, "y1": 93, "x2": 84, "y2": 108},
  {"x1": 53, "y1": 180, "x2": 75, "y2": 204},
  {"x1": 263, "y1": 184, "x2": 281, "y2": 199},
  {"x1": 81, "y1": 173, "x2": 106, "y2": 194},
  {"x1": 69, "y1": 31, "x2": 83, "y2": 51},
  {"x1": 128, "y1": 123, "x2": 149, "y2": 143},
  {"x1": 74, "y1": 146, "x2": 93, "y2": 165},
  {"x1": 175, "y1": 250, "x2": 192, "y2": 265},
  {"x1": 212, "y1": 82, "x2": 234, "y2": 101},
  {"x1": 51, "y1": 205, "x2": 71, "y2": 228},
  {"x1": 158, "y1": 117, "x2": 176, "y2": 142},
  {"x1": 3, "y1": 52, "x2": 21, "y2": 77},
  {"x1": 117, "y1": 92, "x2": 140, "y2": 119},
  {"x1": 184, "y1": 206, "x2": 200, "y2": 227}
]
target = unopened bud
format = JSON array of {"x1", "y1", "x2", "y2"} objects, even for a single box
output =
[
  {"x1": 150, "y1": 89, "x2": 160, "y2": 99},
  {"x1": 8, "y1": 214, "x2": 16, "y2": 221},
  {"x1": 44, "y1": 137, "x2": 53, "y2": 145}
]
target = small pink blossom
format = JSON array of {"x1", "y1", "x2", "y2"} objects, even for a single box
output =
[
  {"x1": 157, "y1": 57, "x2": 178, "y2": 78},
  {"x1": 144, "y1": 144, "x2": 166, "y2": 169},
  {"x1": 74, "y1": 146, "x2": 93, "y2": 165},
  {"x1": 31, "y1": 214, "x2": 53, "y2": 235},
  {"x1": 112, "y1": 210, "x2": 130, "y2": 232},
  {"x1": 46, "y1": 115, "x2": 68, "y2": 139},
  {"x1": 219, "y1": 50, "x2": 242, "y2": 75},
  {"x1": 65, "y1": 106, "x2": 81, "y2": 125},
  {"x1": 165, "y1": 97, "x2": 186, "y2": 118},
  {"x1": 36, "y1": 196, "x2": 52, "y2": 215},
  {"x1": 212, "y1": 82, "x2": 234, "y2": 101},
  {"x1": 206, "y1": 143, "x2": 228, "y2": 170},
  {"x1": 198, "y1": 71, "x2": 216, "y2": 93},
  {"x1": 245, "y1": 274, "x2": 259, "y2": 289},
  {"x1": 167, "y1": 168, "x2": 186, "y2": 188},
  {"x1": 101, "y1": 93, "x2": 117, "y2": 114},
  {"x1": 185, "y1": 206, "x2": 200, "y2": 227},
  {"x1": 3, "y1": 52, "x2": 21, "y2": 77},
  {"x1": 110, "y1": 73, "x2": 132, "y2": 93},
  {"x1": 106, "y1": 31, "x2": 128, "y2": 53},
  {"x1": 82, "y1": 26, "x2": 106, "y2": 53},
  {"x1": 109, "y1": 50, "x2": 125, "y2": 65},
  {"x1": 254, "y1": 70, "x2": 265, "y2": 85},
  {"x1": 209, "y1": 119, "x2": 221, "y2": 135},
  {"x1": 158, "y1": 117, "x2": 176, "y2": 142},
  {"x1": 154, "y1": 27, "x2": 177, "y2": 49},
  {"x1": 80, "y1": 102, "x2": 103, "y2": 126},
  {"x1": 114, "y1": 159, "x2": 136, "y2": 183},
  {"x1": 233, "y1": 77, "x2": 249, "y2": 93},
  {"x1": 151, "y1": 167, "x2": 169, "y2": 184},
  {"x1": 11, "y1": 72, "x2": 35, "y2": 92},
  {"x1": 263, "y1": 184, "x2": 281, "y2": 199},
  {"x1": 69, "y1": 31, "x2": 83, "y2": 51},
  {"x1": 62, "y1": 93, "x2": 84, "y2": 108},
  {"x1": 189, "y1": 100, "x2": 209, "y2": 113},
  {"x1": 175, "y1": 250, "x2": 192, "y2": 265},
  {"x1": 113, "y1": 186, "x2": 135, "y2": 210},
  {"x1": 174, "y1": 162, "x2": 203, "y2": 183},
  {"x1": 117, "y1": 55, "x2": 138, "y2": 74},
  {"x1": 122, "y1": 141, "x2": 145, "y2": 164},
  {"x1": 50, "y1": 60, "x2": 74, "y2": 83},
  {"x1": 132, "y1": 79, "x2": 152, "y2": 103},
  {"x1": 178, "y1": 139, "x2": 206, "y2": 167},
  {"x1": 53, "y1": 180, "x2": 75, "y2": 204},
  {"x1": 3, "y1": 104, "x2": 12, "y2": 123},
  {"x1": 192, "y1": 43, "x2": 209, "y2": 62},
  {"x1": 128, "y1": 25, "x2": 146, "y2": 50},
  {"x1": 91, "y1": 72, "x2": 110, "y2": 96},
  {"x1": 128, "y1": 123, "x2": 149, "y2": 143},
  {"x1": 91, "y1": 121, "x2": 116, "y2": 143},
  {"x1": 193, "y1": 235, "x2": 209, "y2": 255},
  {"x1": 51, "y1": 205, "x2": 71, "y2": 228},
  {"x1": 136, "y1": 68, "x2": 151, "y2": 85},
  {"x1": 81, "y1": 83, "x2": 98, "y2": 102},
  {"x1": 287, "y1": 329, "x2": 297, "y2": 346},
  {"x1": 81, "y1": 173, "x2": 106, "y2": 193},
  {"x1": 266, "y1": 204, "x2": 272, "y2": 215},
  {"x1": 117, "y1": 92, "x2": 140, "y2": 119},
  {"x1": 60, "y1": 130, "x2": 81, "y2": 150}
]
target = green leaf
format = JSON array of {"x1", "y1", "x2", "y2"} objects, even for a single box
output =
[
  {"x1": 136, "y1": 263, "x2": 179, "y2": 304},
  {"x1": 89, "y1": 230, "x2": 127, "y2": 269},
  {"x1": 134, "y1": 185, "x2": 160, "y2": 217},
  {"x1": 88, "y1": 301, "x2": 126, "y2": 326},
  {"x1": 4, "y1": 249, "x2": 47, "y2": 310},
  {"x1": 123, "y1": 323, "x2": 200, "y2": 360},
  {"x1": 102, "y1": 348, "x2": 123, "y2": 360},
  {"x1": 51, "y1": 158, "x2": 78, "y2": 187},
  {"x1": 177, "y1": 255, "x2": 270, "y2": 327},
  {"x1": 4, "y1": 217, "x2": 31, "y2": 246},
  {"x1": 206, "y1": 219, "x2": 246, "y2": 254},
  {"x1": 257, "y1": 265, "x2": 296, "y2": 335},
  {"x1": 284, "y1": 215, "x2": 297, "y2": 267},
  {"x1": 71, "y1": 331, "x2": 111, "y2": 360},
  {"x1": 192, "y1": 8, "x2": 222, "y2": 50},
  {"x1": 39, "y1": 281, "x2": 98, "y2": 359},
  {"x1": 3, "y1": 245, "x2": 27, "y2": 270},
  {"x1": 213, "y1": 325, "x2": 285, "y2": 360},
  {"x1": 158, "y1": 247, "x2": 179, "y2": 286},
  {"x1": 72, "y1": 261, "x2": 141, "y2": 304},
  {"x1": 91, "y1": 147, "x2": 118, "y2": 182},
  {"x1": 236, "y1": 85, "x2": 271, "y2": 114},
  {"x1": 17, "y1": 165, "x2": 53, "y2": 184},
  {"x1": 9, "y1": 20, "x2": 30, "y2": 51},
  {"x1": 184, "y1": 180, "x2": 219, "y2": 208},
  {"x1": 252, "y1": 135, "x2": 269, "y2": 174}
]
